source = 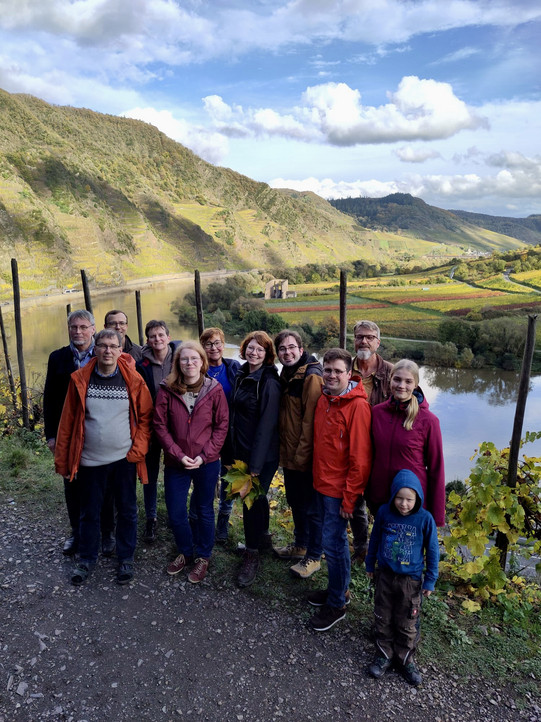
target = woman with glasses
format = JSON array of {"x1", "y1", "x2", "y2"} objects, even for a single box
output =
[
  {"x1": 154, "y1": 342, "x2": 229, "y2": 584},
  {"x1": 199, "y1": 328, "x2": 241, "y2": 543},
  {"x1": 230, "y1": 331, "x2": 281, "y2": 588}
]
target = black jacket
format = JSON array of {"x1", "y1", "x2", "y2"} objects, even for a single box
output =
[
  {"x1": 230, "y1": 363, "x2": 281, "y2": 475},
  {"x1": 43, "y1": 346, "x2": 78, "y2": 441}
]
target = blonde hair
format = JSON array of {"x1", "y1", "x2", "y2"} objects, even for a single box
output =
[
  {"x1": 166, "y1": 341, "x2": 209, "y2": 392},
  {"x1": 391, "y1": 359, "x2": 420, "y2": 431}
]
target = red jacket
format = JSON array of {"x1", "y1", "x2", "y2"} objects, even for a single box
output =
[
  {"x1": 312, "y1": 379, "x2": 372, "y2": 514},
  {"x1": 153, "y1": 377, "x2": 229, "y2": 467},
  {"x1": 54, "y1": 355, "x2": 153, "y2": 482},
  {"x1": 368, "y1": 391, "x2": 445, "y2": 526}
]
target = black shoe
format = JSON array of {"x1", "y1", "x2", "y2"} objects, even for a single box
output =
[
  {"x1": 308, "y1": 604, "x2": 346, "y2": 632},
  {"x1": 237, "y1": 550, "x2": 260, "y2": 588},
  {"x1": 401, "y1": 662, "x2": 422, "y2": 686},
  {"x1": 117, "y1": 561, "x2": 134, "y2": 585},
  {"x1": 101, "y1": 532, "x2": 116, "y2": 557},
  {"x1": 63, "y1": 534, "x2": 79, "y2": 556},
  {"x1": 307, "y1": 588, "x2": 350, "y2": 607},
  {"x1": 144, "y1": 518, "x2": 157, "y2": 543},
  {"x1": 71, "y1": 563, "x2": 90, "y2": 586},
  {"x1": 215, "y1": 513, "x2": 230, "y2": 544},
  {"x1": 367, "y1": 657, "x2": 392, "y2": 679}
]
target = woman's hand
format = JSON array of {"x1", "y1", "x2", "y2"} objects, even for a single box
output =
[{"x1": 182, "y1": 455, "x2": 203, "y2": 469}]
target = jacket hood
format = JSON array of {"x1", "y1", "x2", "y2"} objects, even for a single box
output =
[
  {"x1": 322, "y1": 376, "x2": 367, "y2": 402},
  {"x1": 389, "y1": 469, "x2": 424, "y2": 512}
]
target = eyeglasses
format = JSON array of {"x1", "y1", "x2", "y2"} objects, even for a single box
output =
[
  {"x1": 354, "y1": 334, "x2": 378, "y2": 342},
  {"x1": 246, "y1": 346, "x2": 265, "y2": 355},
  {"x1": 323, "y1": 368, "x2": 348, "y2": 376},
  {"x1": 278, "y1": 344, "x2": 299, "y2": 353},
  {"x1": 106, "y1": 321, "x2": 127, "y2": 327},
  {"x1": 179, "y1": 357, "x2": 201, "y2": 364},
  {"x1": 204, "y1": 340, "x2": 223, "y2": 348},
  {"x1": 69, "y1": 324, "x2": 93, "y2": 332},
  {"x1": 95, "y1": 344, "x2": 121, "y2": 351}
]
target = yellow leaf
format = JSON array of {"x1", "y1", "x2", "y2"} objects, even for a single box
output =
[{"x1": 461, "y1": 599, "x2": 482, "y2": 613}]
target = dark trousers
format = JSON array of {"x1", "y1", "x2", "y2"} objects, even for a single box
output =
[
  {"x1": 77, "y1": 458, "x2": 137, "y2": 565},
  {"x1": 373, "y1": 566, "x2": 422, "y2": 665},
  {"x1": 243, "y1": 461, "x2": 277, "y2": 550},
  {"x1": 64, "y1": 475, "x2": 115, "y2": 537},
  {"x1": 283, "y1": 467, "x2": 322, "y2": 558},
  {"x1": 143, "y1": 436, "x2": 162, "y2": 520},
  {"x1": 350, "y1": 496, "x2": 369, "y2": 553}
]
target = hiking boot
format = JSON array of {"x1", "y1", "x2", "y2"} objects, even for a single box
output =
[
  {"x1": 237, "y1": 550, "x2": 260, "y2": 588},
  {"x1": 63, "y1": 532, "x2": 79, "y2": 556},
  {"x1": 351, "y1": 548, "x2": 367, "y2": 565},
  {"x1": 308, "y1": 604, "x2": 346, "y2": 632},
  {"x1": 71, "y1": 562, "x2": 91, "y2": 586},
  {"x1": 144, "y1": 518, "x2": 157, "y2": 543},
  {"x1": 259, "y1": 531, "x2": 273, "y2": 552},
  {"x1": 101, "y1": 531, "x2": 116, "y2": 557},
  {"x1": 116, "y1": 561, "x2": 134, "y2": 585},
  {"x1": 367, "y1": 656, "x2": 392, "y2": 679},
  {"x1": 307, "y1": 588, "x2": 351, "y2": 607},
  {"x1": 188, "y1": 557, "x2": 209, "y2": 584},
  {"x1": 401, "y1": 662, "x2": 422, "y2": 686},
  {"x1": 215, "y1": 513, "x2": 230, "y2": 544},
  {"x1": 167, "y1": 553, "x2": 192, "y2": 576},
  {"x1": 273, "y1": 543, "x2": 307, "y2": 560},
  {"x1": 290, "y1": 557, "x2": 321, "y2": 579}
]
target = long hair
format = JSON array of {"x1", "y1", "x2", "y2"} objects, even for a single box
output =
[
  {"x1": 166, "y1": 341, "x2": 208, "y2": 393},
  {"x1": 239, "y1": 331, "x2": 276, "y2": 365},
  {"x1": 391, "y1": 359, "x2": 420, "y2": 431}
]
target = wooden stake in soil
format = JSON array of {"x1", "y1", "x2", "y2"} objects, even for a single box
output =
[
  {"x1": 10, "y1": 258, "x2": 30, "y2": 428},
  {"x1": 135, "y1": 290, "x2": 144, "y2": 346},
  {"x1": 339, "y1": 269, "x2": 347, "y2": 349},
  {"x1": 80, "y1": 269, "x2": 93, "y2": 314},
  {"x1": 194, "y1": 270, "x2": 204, "y2": 337},
  {"x1": 0, "y1": 306, "x2": 17, "y2": 411}
]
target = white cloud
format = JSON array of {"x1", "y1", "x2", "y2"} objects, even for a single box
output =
[
  {"x1": 270, "y1": 176, "x2": 403, "y2": 198},
  {"x1": 395, "y1": 146, "x2": 441, "y2": 163},
  {"x1": 431, "y1": 46, "x2": 482, "y2": 65},
  {"x1": 204, "y1": 77, "x2": 486, "y2": 146}
]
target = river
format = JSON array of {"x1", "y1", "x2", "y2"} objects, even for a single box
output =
[{"x1": 1, "y1": 279, "x2": 540, "y2": 483}]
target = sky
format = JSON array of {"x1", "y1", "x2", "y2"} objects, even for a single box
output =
[{"x1": 0, "y1": 0, "x2": 540, "y2": 217}]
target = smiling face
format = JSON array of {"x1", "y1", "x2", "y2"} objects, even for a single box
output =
[
  {"x1": 105, "y1": 312, "x2": 128, "y2": 343},
  {"x1": 277, "y1": 335, "x2": 303, "y2": 367},
  {"x1": 322, "y1": 359, "x2": 351, "y2": 395},
  {"x1": 147, "y1": 326, "x2": 171, "y2": 357},
  {"x1": 245, "y1": 340, "x2": 266, "y2": 372},
  {"x1": 203, "y1": 333, "x2": 224, "y2": 366},
  {"x1": 94, "y1": 337, "x2": 122, "y2": 375},
  {"x1": 354, "y1": 327, "x2": 380, "y2": 361},
  {"x1": 394, "y1": 487, "x2": 417, "y2": 516},
  {"x1": 178, "y1": 347, "x2": 203, "y2": 384},
  {"x1": 390, "y1": 369, "x2": 416, "y2": 402}
]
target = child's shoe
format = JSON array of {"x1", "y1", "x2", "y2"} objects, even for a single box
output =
[
  {"x1": 367, "y1": 656, "x2": 392, "y2": 679},
  {"x1": 401, "y1": 661, "x2": 422, "y2": 686}
]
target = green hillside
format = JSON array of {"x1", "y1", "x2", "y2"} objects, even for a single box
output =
[
  {"x1": 450, "y1": 209, "x2": 541, "y2": 245},
  {"x1": 0, "y1": 89, "x2": 527, "y2": 298}
]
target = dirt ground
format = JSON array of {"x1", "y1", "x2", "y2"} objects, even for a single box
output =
[{"x1": 1, "y1": 498, "x2": 539, "y2": 722}]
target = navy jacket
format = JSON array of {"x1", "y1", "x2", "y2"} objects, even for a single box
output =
[{"x1": 43, "y1": 346, "x2": 78, "y2": 441}]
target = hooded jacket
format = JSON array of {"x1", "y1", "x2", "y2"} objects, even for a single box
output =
[
  {"x1": 153, "y1": 376, "x2": 229, "y2": 467},
  {"x1": 365, "y1": 469, "x2": 439, "y2": 590},
  {"x1": 279, "y1": 352, "x2": 323, "y2": 471},
  {"x1": 368, "y1": 389, "x2": 445, "y2": 526},
  {"x1": 312, "y1": 377, "x2": 372, "y2": 514},
  {"x1": 230, "y1": 363, "x2": 281, "y2": 475},
  {"x1": 54, "y1": 354, "x2": 153, "y2": 482}
]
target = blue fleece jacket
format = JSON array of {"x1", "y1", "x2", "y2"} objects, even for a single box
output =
[{"x1": 365, "y1": 469, "x2": 440, "y2": 591}]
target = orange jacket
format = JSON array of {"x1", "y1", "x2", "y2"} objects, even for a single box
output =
[
  {"x1": 54, "y1": 355, "x2": 153, "y2": 483},
  {"x1": 312, "y1": 378, "x2": 372, "y2": 514}
]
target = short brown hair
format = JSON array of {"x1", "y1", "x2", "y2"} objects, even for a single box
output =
[
  {"x1": 239, "y1": 331, "x2": 276, "y2": 365},
  {"x1": 145, "y1": 319, "x2": 169, "y2": 338},
  {"x1": 104, "y1": 309, "x2": 128, "y2": 326},
  {"x1": 322, "y1": 347, "x2": 352, "y2": 371},
  {"x1": 200, "y1": 327, "x2": 225, "y2": 346}
]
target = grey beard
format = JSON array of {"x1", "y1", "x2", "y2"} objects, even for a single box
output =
[{"x1": 356, "y1": 349, "x2": 373, "y2": 361}]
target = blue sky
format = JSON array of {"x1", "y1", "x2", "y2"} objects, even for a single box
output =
[{"x1": 1, "y1": 0, "x2": 540, "y2": 217}]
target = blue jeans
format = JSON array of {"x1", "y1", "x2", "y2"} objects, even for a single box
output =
[
  {"x1": 78, "y1": 457, "x2": 137, "y2": 565},
  {"x1": 143, "y1": 437, "x2": 161, "y2": 520},
  {"x1": 316, "y1": 492, "x2": 351, "y2": 608},
  {"x1": 283, "y1": 468, "x2": 322, "y2": 558},
  {"x1": 164, "y1": 459, "x2": 220, "y2": 559}
]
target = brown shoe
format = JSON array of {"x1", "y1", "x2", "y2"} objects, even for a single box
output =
[
  {"x1": 273, "y1": 543, "x2": 307, "y2": 560},
  {"x1": 167, "y1": 553, "x2": 192, "y2": 576},
  {"x1": 188, "y1": 558, "x2": 209, "y2": 584},
  {"x1": 237, "y1": 550, "x2": 260, "y2": 587}
]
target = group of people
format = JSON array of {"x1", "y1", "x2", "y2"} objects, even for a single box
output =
[{"x1": 44, "y1": 312, "x2": 444, "y2": 687}]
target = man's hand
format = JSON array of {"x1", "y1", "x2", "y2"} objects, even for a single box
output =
[
  {"x1": 47, "y1": 438, "x2": 56, "y2": 454},
  {"x1": 422, "y1": 589, "x2": 432, "y2": 597},
  {"x1": 339, "y1": 505, "x2": 353, "y2": 520}
]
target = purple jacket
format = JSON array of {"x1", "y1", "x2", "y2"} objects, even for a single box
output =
[
  {"x1": 367, "y1": 390, "x2": 445, "y2": 526},
  {"x1": 153, "y1": 377, "x2": 229, "y2": 467}
]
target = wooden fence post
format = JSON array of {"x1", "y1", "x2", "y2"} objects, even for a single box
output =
[
  {"x1": 339, "y1": 269, "x2": 347, "y2": 349},
  {"x1": 194, "y1": 270, "x2": 204, "y2": 337},
  {"x1": 10, "y1": 258, "x2": 30, "y2": 429},
  {"x1": 0, "y1": 306, "x2": 17, "y2": 411},
  {"x1": 80, "y1": 269, "x2": 93, "y2": 314},
  {"x1": 135, "y1": 290, "x2": 144, "y2": 346}
]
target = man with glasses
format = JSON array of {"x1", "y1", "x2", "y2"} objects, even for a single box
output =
[
  {"x1": 273, "y1": 330, "x2": 323, "y2": 579},
  {"x1": 199, "y1": 327, "x2": 240, "y2": 543},
  {"x1": 350, "y1": 320, "x2": 393, "y2": 564},
  {"x1": 55, "y1": 329, "x2": 153, "y2": 586},
  {"x1": 43, "y1": 310, "x2": 115, "y2": 557},
  {"x1": 307, "y1": 348, "x2": 371, "y2": 631},
  {"x1": 104, "y1": 309, "x2": 142, "y2": 361}
]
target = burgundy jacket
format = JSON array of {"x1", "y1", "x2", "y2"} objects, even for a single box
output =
[
  {"x1": 153, "y1": 377, "x2": 229, "y2": 467},
  {"x1": 367, "y1": 390, "x2": 445, "y2": 526}
]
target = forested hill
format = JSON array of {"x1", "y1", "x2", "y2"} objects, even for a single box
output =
[{"x1": 330, "y1": 194, "x2": 541, "y2": 246}]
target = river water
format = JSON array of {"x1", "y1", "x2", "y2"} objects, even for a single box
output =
[{"x1": 2, "y1": 279, "x2": 540, "y2": 483}]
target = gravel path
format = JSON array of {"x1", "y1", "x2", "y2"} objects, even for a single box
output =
[{"x1": 1, "y1": 498, "x2": 539, "y2": 722}]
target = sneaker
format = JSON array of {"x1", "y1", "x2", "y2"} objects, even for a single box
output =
[
  {"x1": 290, "y1": 557, "x2": 321, "y2": 579},
  {"x1": 308, "y1": 604, "x2": 346, "y2": 632},
  {"x1": 401, "y1": 662, "x2": 422, "y2": 686},
  {"x1": 71, "y1": 562, "x2": 90, "y2": 586},
  {"x1": 63, "y1": 533, "x2": 79, "y2": 556},
  {"x1": 237, "y1": 550, "x2": 260, "y2": 588},
  {"x1": 167, "y1": 553, "x2": 192, "y2": 576},
  {"x1": 116, "y1": 561, "x2": 134, "y2": 585},
  {"x1": 144, "y1": 518, "x2": 157, "y2": 543},
  {"x1": 307, "y1": 588, "x2": 351, "y2": 607},
  {"x1": 273, "y1": 543, "x2": 307, "y2": 560},
  {"x1": 101, "y1": 531, "x2": 116, "y2": 557},
  {"x1": 367, "y1": 656, "x2": 392, "y2": 679},
  {"x1": 188, "y1": 557, "x2": 209, "y2": 584}
]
